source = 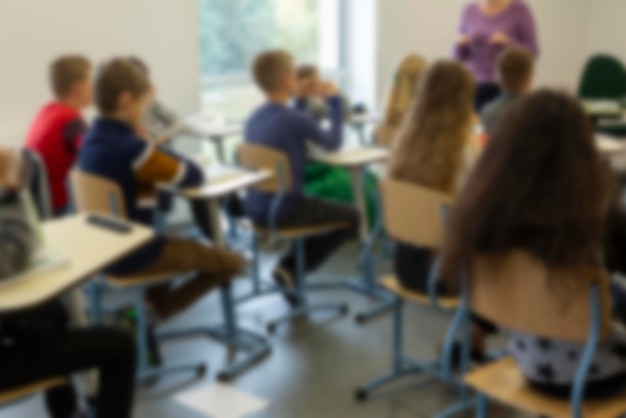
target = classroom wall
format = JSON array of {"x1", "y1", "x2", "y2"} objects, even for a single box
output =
[
  {"x1": 375, "y1": 0, "x2": 591, "y2": 106},
  {"x1": 0, "y1": 0, "x2": 201, "y2": 146},
  {"x1": 1, "y1": 0, "x2": 621, "y2": 146},
  {"x1": 586, "y1": 0, "x2": 626, "y2": 65}
]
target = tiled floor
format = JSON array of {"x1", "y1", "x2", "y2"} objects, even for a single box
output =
[{"x1": 0, "y1": 241, "x2": 531, "y2": 418}]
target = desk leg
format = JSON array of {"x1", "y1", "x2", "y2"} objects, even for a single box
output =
[
  {"x1": 212, "y1": 136, "x2": 227, "y2": 163},
  {"x1": 195, "y1": 199, "x2": 271, "y2": 380},
  {"x1": 306, "y1": 166, "x2": 394, "y2": 321},
  {"x1": 350, "y1": 167, "x2": 369, "y2": 243},
  {"x1": 353, "y1": 123, "x2": 368, "y2": 146}
]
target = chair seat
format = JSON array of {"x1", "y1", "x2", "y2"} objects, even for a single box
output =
[
  {"x1": 107, "y1": 271, "x2": 193, "y2": 288},
  {"x1": 0, "y1": 377, "x2": 67, "y2": 405},
  {"x1": 255, "y1": 222, "x2": 349, "y2": 239},
  {"x1": 465, "y1": 357, "x2": 626, "y2": 418},
  {"x1": 380, "y1": 275, "x2": 460, "y2": 309}
]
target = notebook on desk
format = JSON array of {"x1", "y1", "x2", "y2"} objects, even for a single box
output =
[
  {"x1": 0, "y1": 192, "x2": 68, "y2": 287},
  {"x1": 205, "y1": 164, "x2": 247, "y2": 185}
]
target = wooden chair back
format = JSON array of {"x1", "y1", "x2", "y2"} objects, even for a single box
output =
[
  {"x1": 236, "y1": 143, "x2": 292, "y2": 193},
  {"x1": 471, "y1": 251, "x2": 612, "y2": 343},
  {"x1": 70, "y1": 170, "x2": 127, "y2": 219},
  {"x1": 381, "y1": 177, "x2": 453, "y2": 250}
]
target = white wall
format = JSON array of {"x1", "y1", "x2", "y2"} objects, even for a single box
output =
[
  {"x1": 587, "y1": 0, "x2": 626, "y2": 63},
  {"x1": 1, "y1": 0, "x2": 624, "y2": 145},
  {"x1": 0, "y1": 0, "x2": 201, "y2": 145},
  {"x1": 375, "y1": 0, "x2": 590, "y2": 105}
]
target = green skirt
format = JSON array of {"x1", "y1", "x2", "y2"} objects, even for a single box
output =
[{"x1": 304, "y1": 162, "x2": 378, "y2": 228}]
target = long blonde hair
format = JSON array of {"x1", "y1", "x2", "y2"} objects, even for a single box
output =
[
  {"x1": 375, "y1": 55, "x2": 428, "y2": 146},
  {"x1": 389, "y1": 60, "x2": 475, "y2": 194}
]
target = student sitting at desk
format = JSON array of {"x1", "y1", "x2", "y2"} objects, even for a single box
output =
[
  {"x1": 442, "y1": 90, "x2": 626, "y2": 398},
  {"x1": 294, "y1": 63, "x2": 378, "y2": 228},
  {"x1": 128, "y1": 56, "x2": 244, "y2": 240},
  {"x1": 389, "y1": 60, "x2": 481, "y2": 295},
  {"x1": 388, "y1": 60, "x2": 490, "y2": 361},
  {"x1": 295, "y1": 64, "x2": 352, "y2": 122},
  {"x1": 246, "y1": 50, "x2": 359, "y2": 303},
  {"x1": 79, "y1": 58, "x2": 244, "y2": 320},
  {"x1": 480, "y1": 47, "x2": 534, "y2": 134},
  {"x1": 375, "y1": 54, "x2": 428, "y2": 147},
  {"x1": 0, "y1": 147, "x2": 136, "y2": 418},
  {"x1": 25, "y1": 55, "x2": 93, "y2": 217}
]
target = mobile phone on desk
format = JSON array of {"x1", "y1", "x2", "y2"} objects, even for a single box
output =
[{"x1": 86, "y1": 215, "x2": 132, "y2": 234}]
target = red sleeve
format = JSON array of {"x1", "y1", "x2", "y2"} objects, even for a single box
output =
[{"x1": 62, "y1": 118, "x2": 87, "y2": 154}]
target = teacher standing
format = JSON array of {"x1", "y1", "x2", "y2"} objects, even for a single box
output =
[{"x1": 454, "y1": 0, "x2": 539, "y2": 111}]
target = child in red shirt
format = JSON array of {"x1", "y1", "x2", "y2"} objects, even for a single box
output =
[{"x1": 25, "y1": 55, "x2": 93, "y2": 216}]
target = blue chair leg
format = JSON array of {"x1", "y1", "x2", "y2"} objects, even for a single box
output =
[
  {"x1": 86, "y1": 281, "x2": 103, "y2": 324},
  {"x1": 158, "y1": 284, "x2": 271, "y2": 381},
  {"x1": 235, "y1": 232, "x2": 286, "y2": 304},
  {"x1": 353, "y1": 241, "x2": 395, "y2": 324},
  {"x1": 132, "y1": 286, "x2": 207, "y2": 382},
  {"x1": 355, "y1": 297, "x2": 428, "y2": 400},
  {"x1": 266, "y1": 238, "x2": 349, "y2": 334},
  {"x1": 477, "y1": 394, "x2": 488, "y2": 418}
]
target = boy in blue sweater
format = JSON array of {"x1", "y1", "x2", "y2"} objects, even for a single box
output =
[
  {"x1": 80, "y1": 58, "x2": 243, "y2": 320},
  {"x1": 245, "y1": 50, "x2": 359, "y2": 301}
]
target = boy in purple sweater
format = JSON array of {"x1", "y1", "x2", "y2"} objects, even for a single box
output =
[{"x1": 245, "y1": 50, "x2": 359, "y2": 303}]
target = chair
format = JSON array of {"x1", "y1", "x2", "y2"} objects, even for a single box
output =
[
  {"x1": 579, "y1": 54, "x2": 626, "y2": 101},
  {"x1": 356, "y1": 178, "x2": 471, "y2": 405},
  {"x1": 0, "y1": 378, "x2": 67, "y2": 406},
  {"x1": 70, "y1": 170, "x2": 207, "y2": 382},
  {"x1": 235, "y1": 143, "x2": 349, "y2": 333},
  {"x1": 579, "y1": 54, "x2": 626, "y2": 137},
  {"x1": 463, "y1": 251, "x2": 624, "y2": 418}
]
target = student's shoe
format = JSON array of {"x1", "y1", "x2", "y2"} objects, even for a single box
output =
[
  {"x1": 118, "y1": 306, "x2": 163, "y2": 367},
  {"x1": 273, "y1": 267, "x2": 301, "y2": 308}
]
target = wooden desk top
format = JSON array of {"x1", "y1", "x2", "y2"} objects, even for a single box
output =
[
  {"x1": 0, "y1": 214, "x2": 154, "y2": 313},
  {"x1": 182, "y1": 166, "x2": 273, "y2": 199},
  {"x1": 310, "y1": 146, "x2": 389, "y2": 168},
  {"x1": 582, "y1": 100, "x2": 623, "y2": 118},
  {"x1": 597, "y1": 134, "x2": 626, "y2": 155},
  {"x1": 350, "y1": 113, "x2": 381, "y2": 125},
  {"x1": 184, "y1": 115, "x2": 243, "y2": 139}
]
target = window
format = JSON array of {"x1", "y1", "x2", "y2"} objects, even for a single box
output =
[{"x1": 197, "y1": 0, "x2": 343, "y2": 87}]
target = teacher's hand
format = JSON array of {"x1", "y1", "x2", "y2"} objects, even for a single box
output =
[
  {"x1": 489, "y1": 32, "x2": 511, "y2": 46},
  {"x1": 457, "y1": 34, "x2": 472, "y2": 46}
]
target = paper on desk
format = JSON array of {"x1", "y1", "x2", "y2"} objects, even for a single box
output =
[
  {"x1": 205, "y1": 164, "x2": 246, "y2": 184},
  {"x1": 0, "y1": 247, "x2": 68, "y2": 287},
  {"x1": 583, "y1": 100, "x2": 622, "y2": 114}
]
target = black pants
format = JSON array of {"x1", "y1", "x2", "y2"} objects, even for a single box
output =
[
  {"x1": 158, "y1": 190, "x2": 244, "y2": 240},
  {"x1": 0, "y1": 304, "x2": 136, "y2": 418},
  {"x1": 276, "y1": 197, "x2": 360, "y2": 275},
  {"x1": 475, "y1": 82, "x2": 501, "y2": 112},
  {"x1": 529, "y1": 373, "x2": 626, "y2": 400},
  {"x1": 190, "y1": 196, "x2": 244, "y2": 241},
  {"x1": 393, "y1": 242, "x2": 497, "y2": 334}
]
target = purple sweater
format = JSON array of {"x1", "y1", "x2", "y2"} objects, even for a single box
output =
[{"x1": 454, "y1": 0, "x2": 539, "y2": 83}]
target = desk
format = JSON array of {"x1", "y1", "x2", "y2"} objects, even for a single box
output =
[
  {"x1": 185, "y1": 115, "x2": 243, "y2": 162},
  {"x1": 310, "y1": 146, "x2": 389, "y2": 242},
  {"x1": 597, "y1": 134, "x2": 626, "y2": 155},
  {"x1": 582, "y1": 100, "x2": 624, "y2": 120},
  {"x1": 0, "y1": 214, "x2": 153, "y2": 314},
  {"x1": 349, "y1": 114, "x2": 381, "y2": 145},
  {"x1": 176, "y1": 166, "x2": 273, "y2": 381},
  {"x1": 309, "y1": 146, "x2": 393, "y2": 323}
]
